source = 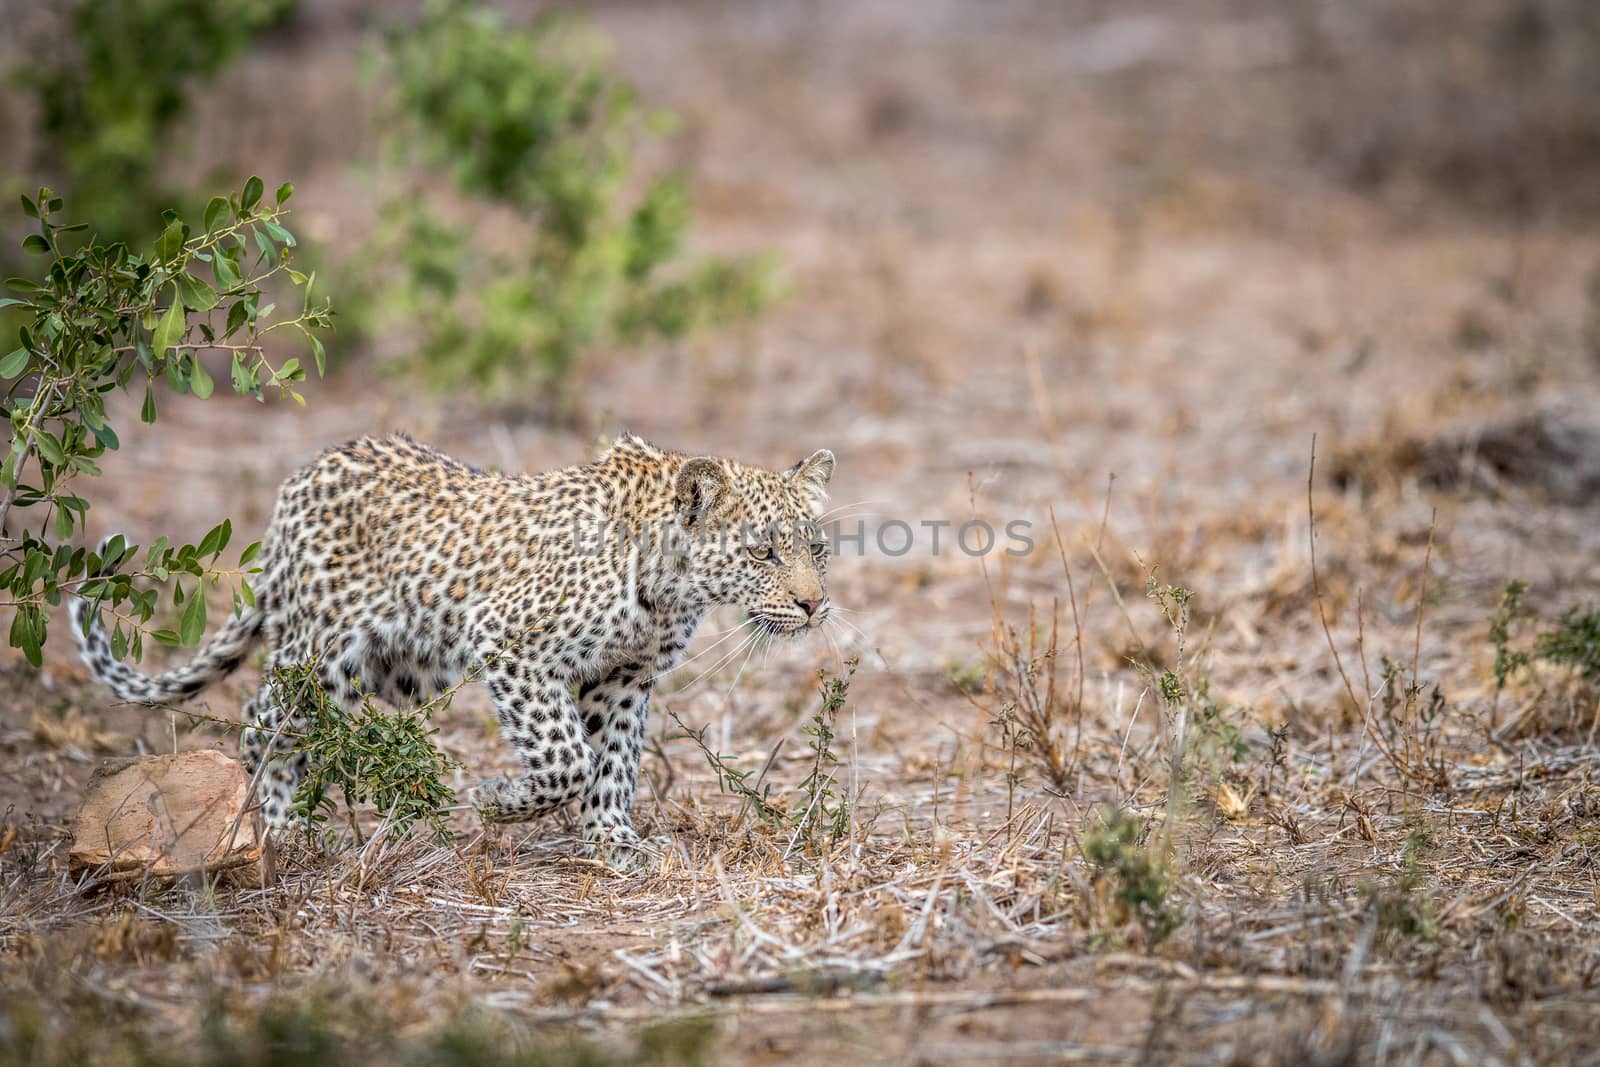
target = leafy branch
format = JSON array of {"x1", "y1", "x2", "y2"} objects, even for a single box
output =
[{"x1": 1, "y1": 177, "x2": 331, "y2": 665}]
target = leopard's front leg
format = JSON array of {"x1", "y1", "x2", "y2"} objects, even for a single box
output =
[
  {"x1": 475, "y1": 668, "x2": 594, "y2": 821},
  {"x1": 576, "y1": 666, "x2": 654, "y2": 866}
]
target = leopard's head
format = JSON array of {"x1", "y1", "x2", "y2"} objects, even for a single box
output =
[{"x1": 673, "y1": 449, "x2": 835, "y2": 635}]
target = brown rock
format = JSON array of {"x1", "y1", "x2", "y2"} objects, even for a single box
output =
[{"x1": 69, "y1": 750, "x2": 260, "y2": 882}]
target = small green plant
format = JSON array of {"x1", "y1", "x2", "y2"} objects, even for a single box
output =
[
  {"x1": 943, "y1": 658, "x2": 985, "y2": 695},
  {"x1": 16, "y1": 0, "x2": 299, "y2": 247},
  {"x1": 1144, "y1": 567, "x2": 1195, "y2": 712},
  {"x1": 791, "y1": 657, "x2": 857, "y2": 855},
  {"x1": 1, "y1": 180, "x2": 330, "y2": 666},
  {"x1": 1489, "y1": 579, "x2": 1534, "y2": 699},
  {"x1": 1140, "y1": 565, "x2": 1203, "y2": 838},
  {"x1": 1366, "y1": 826, "x2": 1438, "y2": 943},
  {"x1": 1485, "y1": 580, "x2": 1600, "y2": 717},
  {"x1": 988, "y1": 702, "x2": 1031, "y2": 832},
  {"x1": 667, "y1": 658, "x2": 859, "y2": 859},
  {"x1": 275, "y1": 662, "x2": 457, "y2": 838},
  {"x1": 1188, "y1": 680, "x2": 1248, "y2": 768},
  {"x1": 1535, "y1": 604, "x2": 1600, "y2": 682},
  {"x1": 668, "y1": 706, "x2": 786, "y2": 826},
  {"x1": 1371, "y1": 654, "x2": 1448, "y2": 785},
  {"x1": 1082, "y1": 807, "x2": 1183, "y2": 946},
  {"x1": 360, "y1": 0, "x2": 774, "y2": 398}
]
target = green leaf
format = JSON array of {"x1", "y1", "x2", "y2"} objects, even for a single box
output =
[
  {"x1": 89, "y1": 421, "x2": 120, "y2": 451},
  {"x1": 53, "y1": 505, "x2": 73, "y2": 540},
  {"x1": 230, "y1": 353, "x2": 258, "y2": 396},
  {"x1": 204, "y1": 197, "x2": 230, "y2": 234},
  {"x1": 213, "y1": 252, "x2": 241, "y2": 291},
  {"x1": 253, "y1": 229, "x2": 276, "y2": 264},
  {"x1": 9, "y1": 603, "x2": 43, "y2": 667},
  {"x1": 224, "y1": 299, "x2": 248, "y2": 339},
  {"x1": 198, "y1": 518, "x2": 231, "y2": 558},
  {"x1": 21, "y1": 235, "x2": 49, "y2": 254},
  {"x1": 148, "y1": 628, "x2": 180, "y2": 646},
  {"x1": 33, "y1": 429, "x2": 66, "y2": 466},
  {"x1": 177, "y1": 272, "x2": 218, "y2": 312},
  {"x1": 241, "y1": 176, "x2": 264, "y2": 212},
  {"x1": 180, "y1": 583, "x2": 208, "y2": 646},
  {"x1": 239, "y1": 540, "x2": 262, "y2": 566},
  {"x1": 152, "y1": 291, "x2": 185, "y2": 363},
  {"x1": 261, "y1": 219, "x2": 296, "y2": 247},
  {"x1": 19, "y1": 194, "x2": 37, "y2": 220},
  {"x1": 309, "y1": 334, "x2": 326, "y2": 376},
  {"x1": 275, "y1": 182, "x2": 293, "y2": 205},
  {"x1": 155, "y1": 218, "x2": 186, "y2": 263},
  {"x1": 189, "y1": 357, "x2": 214, "y2": 399},
  {"x1": 0, "y1": 348, "x2": 29, "y2": 378},
  {"x1": 141, "y1": 382, "x2": 158, "y2": 423}
]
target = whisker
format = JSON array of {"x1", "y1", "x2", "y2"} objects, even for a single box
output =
[
  {"x1": 650, "y1": 621, "x2": 751, "y2": 686},
  {"x1": 815, "y1": 510, "x2": 884, "y2": 526},
  {"x1": 821, "y1": 622, "x2": 846, "y2": 672},
  {"x1": 723, "y1": 629, "x2": 766, "y2": 699},
  {"x1": 816, "y1": 497, "x2": 889, "y2": 521},
  {"x1": 656, "y1": 625, "x2": 758, "y2": 689},
  {"x1": 685, "y1": 632, "x2": 762, "y2": 691},
  {"x1": 826, "y1": 613, "x2": 869, "y2": 646}
]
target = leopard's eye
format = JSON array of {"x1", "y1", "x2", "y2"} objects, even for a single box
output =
[
  {"x1": 747, "y1": 544, "x2": 773, "y2": 562},
  {"x1": 809, "y1": 540, "x2": 828, "y2": 560}
]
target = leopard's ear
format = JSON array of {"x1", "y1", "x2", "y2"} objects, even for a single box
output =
[
  {"x1": 674, "y1": 457, "x2": 729, "y2": 527},
  {"x1": 785, "y1": 449, "x2": 835, "y2": 506},
  {"x1": 601, "y1": 430, "x2": 661, "y2": 461}
]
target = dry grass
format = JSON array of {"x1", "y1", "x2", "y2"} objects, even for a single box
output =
[{"x1": 7, "y1": 469, "x2": 1600, "y2": 1063}]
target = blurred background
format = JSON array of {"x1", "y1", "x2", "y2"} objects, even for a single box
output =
[
  {"x1": 2, "y1": 0, "x2": 1597, "y2": 694},
  {"x1": 0, "y1": 0, "x2": 1597, "y2": 699}
]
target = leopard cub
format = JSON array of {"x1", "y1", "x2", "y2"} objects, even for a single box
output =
[{"x1": 72, "y1": 433, "x2": 835, "y2": 866}]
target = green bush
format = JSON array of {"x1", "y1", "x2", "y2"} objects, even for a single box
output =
[
  {"x1": 0, "y1": 178, "x2": 330, "y2": 666},
  {"x1": 1082, "y1": 808, "x2": 1183, "y2": 945},
  {"x1": 16, "y1": 0, "x2": 299, "y2": 246},
  {"x1": 274, "y1": 661, "x2": 457, "y2": 837},
  {"x1": 1489, "y1": 581, "x2": 1600, "y2": 691},
  {"x1": 1536, "y1": 604, "x2": 1600, "y2": 683},
  {"x1": 361, "y1": 0, "x2": 773, "y2": 398}
]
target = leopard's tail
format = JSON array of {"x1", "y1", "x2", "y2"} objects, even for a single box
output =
[{"x1": 69, "y1": 544, "x2": 266, "y2": 706}]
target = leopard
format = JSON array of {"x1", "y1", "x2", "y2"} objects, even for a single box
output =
[{"x1": 69, "y1": 432, "x2": 835, "y2": 867}]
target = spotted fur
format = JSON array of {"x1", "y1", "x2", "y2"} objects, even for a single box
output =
[{"x1": 70, "y1": 432, "x2": 834, "y2": 864}]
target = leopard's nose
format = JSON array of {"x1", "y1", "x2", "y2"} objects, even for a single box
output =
[{"x1": 795, "y1": 597, "x2": 822, "y2": 618}]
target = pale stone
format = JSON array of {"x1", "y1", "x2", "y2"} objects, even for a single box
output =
[{"x1": 69, "y1": 750, "x2": 260, "y2": 882}]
